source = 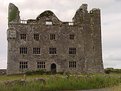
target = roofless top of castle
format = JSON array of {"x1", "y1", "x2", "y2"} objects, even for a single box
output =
[
  {"x1": 36, "y1": 10, "x2": 61, "y2": 22},
  {"x1": 8, "y1": 3, "x2": 100, "y2": 24}
]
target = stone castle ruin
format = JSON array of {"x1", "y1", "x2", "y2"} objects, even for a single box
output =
[{"x1": 7, "y1": 3, "x2": 104, "y2": 74}]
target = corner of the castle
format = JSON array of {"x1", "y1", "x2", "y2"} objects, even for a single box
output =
[{"x1": 8, "y1": 3, "x2": 20, "y2": 24}]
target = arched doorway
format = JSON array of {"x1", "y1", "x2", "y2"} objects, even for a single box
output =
[{"x1": 51, "y1": 63, "x2": 56, "y2": 73}]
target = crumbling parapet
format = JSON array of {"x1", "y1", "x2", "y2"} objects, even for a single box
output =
[
  {"x1": 80, "y1": 4, "x2": 88, "y2": 10},
  {"x1": 73, "y1": 4, "x2": 89, "y2": 25},
  {"x1": 8, "y1": 3, "x2": 20, "y2": 23}
]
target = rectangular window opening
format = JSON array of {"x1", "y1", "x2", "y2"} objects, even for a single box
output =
[
  {"x1": 20, "y1": 34, "x2": 26, "y2": 40},
  {"x1": 20, "y1": 47, "x2": 27, "y2": 54},
  {"x1": 19, "y1": 62, "x2": 28, "y2": 69},
  {"x1": 49, "y1": 48, "x2": 56, "y2": 54},
  {"x1": 50, "y1": 34, "x2": 55, "y2": 40},
  {"x1": 34, "y1": 34, "x2": 39, "y2": 41},
  {"x1": 70, "y1": 34, "x2": 75, "y2": 40},
  {"x1": 33, "y1": 48, "x2": 41, "y2": 54},
  {"x1": 69, "y1": 22, "x2": 74, "y2": 26},
  {"x1": 69, "y1": 61, "x2": 76, "y2": 68},
  {"x1": 69, "y1": 48, "x2": 76, "y2": 54},
  {"x1": 46, "y1": 21, "x2": 52, "y2": 25},
  {"x1": 37, "y1": 62, "x2": 45, "y2": 69}
]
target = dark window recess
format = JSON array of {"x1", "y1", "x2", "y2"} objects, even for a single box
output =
[
  {"x1": 19, "y1": 62, "x2": 28, "y2": 69},
  {"x1": 50, "y1": 34, "x2": 55, "y2": 40},
  {"x1": 33, "y1": 48, "x2": 41, "y2": 54},
  {"x1": 69, "y1": 61, "x2": 76, "y2": 68},
  {"x1": 34, "y1": 34, "x2": 39, "y2": 41},
  {"x1": 70, "y1": 34, "x2": 75, "y2": 40},
  {"x1": 20, "y1": 34, "x2": 26, "y2": 40},
  {"x1": 20, "y1": 47, "x2": 27, "y2": 54},
  {"x1": 69, "y1": 48, "x2": 76, "y2": 54},
  {"x1": 37, "y1": 62, "x2": 45, "y2": 69},
  {"x1": 49, "y1": 48, "x2": 56, "y2": 54}
]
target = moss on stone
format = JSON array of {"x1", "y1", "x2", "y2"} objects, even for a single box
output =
[{"x1": 8, "y1": 7, "x2": 18, "y2": 22}]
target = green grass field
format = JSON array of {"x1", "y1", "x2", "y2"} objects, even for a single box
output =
[{"x1": 0, "y1": 74, "x2": 121, "y2": 91}]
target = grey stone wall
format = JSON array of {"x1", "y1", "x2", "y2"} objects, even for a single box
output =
[{"x1": 7, "y1": 3, "x2": 104, "y2": 74}]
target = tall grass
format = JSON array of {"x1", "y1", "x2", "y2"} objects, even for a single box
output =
[{"x1": 0, "y1": 74, "x2": 121, "y2": 91}]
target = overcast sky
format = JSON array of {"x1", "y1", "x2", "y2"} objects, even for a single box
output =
[{"x1": 0, "y1": 0, "x2": 121, "y2": 69}]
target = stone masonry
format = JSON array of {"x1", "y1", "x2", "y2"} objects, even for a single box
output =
[{"x1": 7, "y1": 3, "x2": 104, "y2": 74}]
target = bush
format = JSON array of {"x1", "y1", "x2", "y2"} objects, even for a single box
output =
[
  {"x1": 105, "y1": 68, "x2": 121, "y2": 74},
  {"x1": 25, "y1": 70, "x2": 46, "y2": 75}
]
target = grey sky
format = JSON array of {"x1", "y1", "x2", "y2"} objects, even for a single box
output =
[{"x1": 0, "y1": 0, "x2": 121, "y2": 69}]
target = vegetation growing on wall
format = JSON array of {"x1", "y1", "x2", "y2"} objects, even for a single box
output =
[{"x1": 8, "y1": 7, "x2": 18, "y2": 22}]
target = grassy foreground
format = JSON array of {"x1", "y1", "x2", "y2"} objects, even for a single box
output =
[{"x1": 0, "y1": 74, "x2": 121, "y2": 91}]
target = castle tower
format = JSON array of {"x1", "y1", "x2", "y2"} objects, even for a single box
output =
[
  {"x1": 89, "y1": 9, "x2": 104, "y2": 72},
  {"x1": 73, "y1": 4, "x2": 104, "y2": 73},
  {"x1": 7, "y1": 3, "x2": 20, "y2": 74}
]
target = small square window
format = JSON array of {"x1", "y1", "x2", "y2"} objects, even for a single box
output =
[
  {"x1": 20, "y1": 34, "x2": 26, "y2": 40},
  {"x1": 69, "y1": 48, "x2": 76, "y2": 54},
  {"x1": 34, "y1": 34, "x2": 39, "y2": 41},
  {"x1": 46, "y1": 21, "x2": 52, "y2": 25},
  {"x1": 70, "y1": 34, "x2": 75, "y2": 40},
  {"x1": 49, "y1": 48, "x2": 56, "y2": 54},
  {"x1": 50, "y1": 34, "x2": 55, "y2": 40}
]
